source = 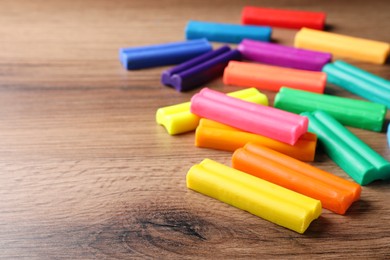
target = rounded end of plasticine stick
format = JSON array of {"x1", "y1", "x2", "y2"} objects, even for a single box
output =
[
  {"x1": 298, "y1": 200, "x2": 322, "y2": 234},
  {"x1": 161, "y1": 71, "x2": 173, "y2": 86},
  {"x1": 171, "y1": 75, "x2": 184, "y2": 92},
  {"x1": 155, "y1": 109, "x2": 174, "y2": 135}
]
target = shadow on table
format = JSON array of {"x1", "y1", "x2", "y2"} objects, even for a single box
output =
[{"x1": 304, "y1": 198, "x2": 371, "y2": 237}]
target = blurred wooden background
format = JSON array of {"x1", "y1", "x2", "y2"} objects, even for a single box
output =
[{"x1": 0, "y1": 0, "x2": 389, "y2": 258}]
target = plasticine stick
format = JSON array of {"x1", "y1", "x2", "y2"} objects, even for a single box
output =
[
  {"x1": 156, "y1": 88, "x2": 268, "y2": 135},
  {"x1": 323, "y1": 60, "x2": 390, "y2": 109},
  {"x1": 241, "y1": 6, "x2": 326, "y2": 30},
  {"x1": 238, "y1": 39, "x2": 331, "y2": 71},
  {"x1": 302, "y1": 110, "x2": 390, "y2": 185},
  {"x1": 274, "y1": 87, "x2": 387, "y2": 132},
  {"x1": 161, "y1": 45, "x2": 241, "y2": 92},
  {"x1": 232, "y1": 143, "x2": 361, "y2": 214},
  {"x1": 186, "y1": 20, "x2": 272, "y2": 44},
  {"x1": 187, "y1": 158, "x2": 322, "y2": 233},
  {"x1": 223, "y1": 61, "x2": 326, "y2": 93},
  {"x1": 191, "y1": 88, "x2": 308, "y2": 145},
  {"x1": 119, "y1": 39, "x2": 212, "y2": 70},
  {"x1": 195, "y1": 118, "x2": 317, "y2": 162},
  {"x1": 295, "y1": 28, "x2": 390, "y2": 64}
]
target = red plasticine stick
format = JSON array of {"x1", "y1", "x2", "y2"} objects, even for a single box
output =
[
  {"x1": 232, "y1": 143, "x2": 361, "y2": 214},
  {"x1": 242, "y1": 6, "x2": 326, "y2": 30}
]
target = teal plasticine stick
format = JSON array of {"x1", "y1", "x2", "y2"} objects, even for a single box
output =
[
  {"x1": 323, "y1": 61, "x2": 390, "y2": 109},
  {"x1": 333, "y1": 60, "x2": 390, "y2": 90},
  {"x1": 301, "y1": 110, "x2": 390, "y2": 185},
  {"x1": 274, "y1": 87, "x2": 386, "y2": 132}
]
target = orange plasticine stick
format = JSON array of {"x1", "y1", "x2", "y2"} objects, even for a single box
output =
[
  {"x1": 232, "y1": 143, "x2": 361, "y2": 214},
  {"x1": 196, "y1": 118, "x2": 317, "y2": 162},
  {"x1": 223, "y1": 60, "x2": 326, "y2": 93}
]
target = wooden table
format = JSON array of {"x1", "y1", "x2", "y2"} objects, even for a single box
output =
[{"x1": 0, "y1": 0, "x2": 389, "y2": 258}]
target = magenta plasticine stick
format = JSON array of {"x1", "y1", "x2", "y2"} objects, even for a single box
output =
[
  {"x1": 190, "y1": 88, "x2": 308, "y2": 145},
  {"x1": 238, "y1": 39, "x2": 332, "y2": 71}
]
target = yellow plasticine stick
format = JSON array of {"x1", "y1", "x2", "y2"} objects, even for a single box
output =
[
  {"x1": 295, "y1": 28, "x2": 390, "y2": 64},
  {"x1": 187, "y1": 159, "x2": 322, "y2": 234},
  {"x1": 156, "y1": 88, "x2": 268, "y2": 135}
]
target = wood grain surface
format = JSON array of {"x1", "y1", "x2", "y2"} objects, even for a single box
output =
[{"x1": 0, "y1": 0, "x2": 389, "y2": 258}]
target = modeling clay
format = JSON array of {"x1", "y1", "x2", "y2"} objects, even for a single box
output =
[
  {"x1": 156, "y1": 88, "x2": 268, "y2": 135},
  {"x1": 323, "y1": 60, "x2": 390, "y2": 109},
  {"x1": 302, "y1": 110, "x2": 390, "y2": 185},
  {"x1": 119, "y1": 39, "x2": 212, "y2": 70},
  {"x1": 187, "y1": 158, "x2": 322, "y2": 233},
  {"x1": 161, "y1": 45, "x2": 241, "y2": 91},
  {"x1": 223, "y1": 61, "x2": 326, "y2": 93},
  {"x1": 242, "y1": 6, "x2": 326, "y2": 30},
  {"x1": 195, "y1": 118, "x2": 317, "y2": 162},
  {"x1": 387, "y1": 124, "x2": 390, "y2": 147},
  {"x1": 295, "y1": 28, "x2": 390, "y2": 64},
  {"x1": 274, "y1": 87, "x2": 386, "y2": 132},
  {"x1": 238, "y1": 39, "x2": 331, "y2": 71},
  {"x1": 186, "y1": 20, "x2": 271, "y2": 44},
  {"x1": 191, "y1": 88, "x2": 308, "y2": 145},
  {"x1": 232, "y1": 143, "x2": 361, "y2": 214}
]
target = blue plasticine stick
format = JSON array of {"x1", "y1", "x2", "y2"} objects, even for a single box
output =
[
  {"x1": 119, "y1": 39, "x2": 212, "y2": 70},
  {"x1": 186, "y1": 20, "x2": 272, "y2": 44},
  {"x1": 388, "y1": 123, "x2": 390, "y2": 147},
  {"x1": 323, "y1": 60, "x2": 390, "y2": 109}
]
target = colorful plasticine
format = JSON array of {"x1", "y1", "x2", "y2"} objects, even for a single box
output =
[
  {"x1": 186, "y1": 158, "x2": 322, "y2": 234},
  {"x1": 274, "y1": 87, "x2": 387, "y2": 132},
  {"x1": 223, "y1": 61, "x2": 326, "y2": 93},
  {"x1": 232, "y1": 143, "x2": 361, "y2": 214},
  {"x1": 388, "y1": 124, "x2": 390, "y2": 147},
  {"x1": 119, "y1": 39, "x2": 212, "y2": 70},
  {"x1": 156, "y1": 88, "x2": 268, "y2": 135},
  {"x1": 302, "y1": 110, "x2": 390, "y2": 185},
  {"x1": 185, "y1": 20, "x2": 272, "y2": 44},
  {"x1": 161, "y1": 46, "x2": 241, "y2": 92},
  {"x1": 195, "y1": 118, "x2": 317, "y2": 162},
  {"x1": 238, "y1": 39, "x2": 331, "y2": 71},
  {"x1": 323, "y1": 60, "x2": 390, "y2": 109},
  {"x1": 241, "y1": 6, "x2": 326, "y2": 30},
  {"x1": 190, "y1": 88, "x2": 308, "y2": 145},
  {"x1": 295, "y1": 28, "x2": 390, "y2": 64}
]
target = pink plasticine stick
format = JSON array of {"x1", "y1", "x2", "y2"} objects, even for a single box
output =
[
  {"x1": 198, "y1": 87, "x2": 308, "y2": 131},
  {"x1": 190, "y1": 88, "x2": 308, "y2": 145}
]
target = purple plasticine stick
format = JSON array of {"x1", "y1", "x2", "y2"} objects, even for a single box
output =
[
  {"x1": 161, "y1": 47, "x2": 227, "y2": 87},
  {"x1": 161, "y1": 45, "x2": 241, "y2": 92},
  {"x1": 238, "y1": 39, "x2": 332, "y2": 71}
]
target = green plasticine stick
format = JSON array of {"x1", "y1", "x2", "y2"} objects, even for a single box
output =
[
  {"x1": 274, "y1": 87, "x2": 386, "y2": 132},
  {"x1": 301, "y1": 110, "x2": 390, "y2": 185},
  {"x1": 323, "y1": 61, "x2": 390, "y2": 109}
]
